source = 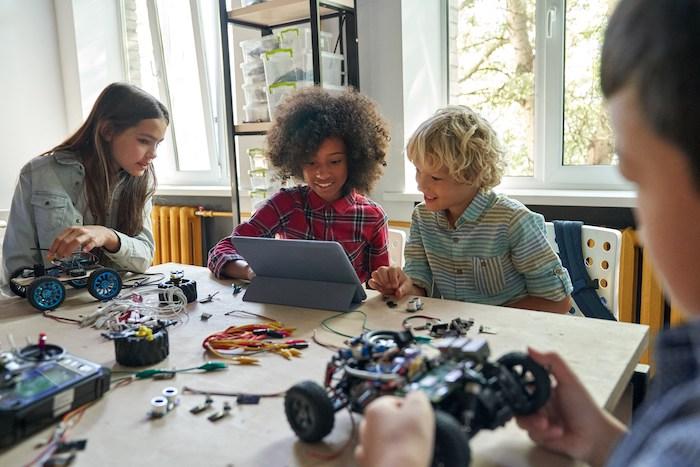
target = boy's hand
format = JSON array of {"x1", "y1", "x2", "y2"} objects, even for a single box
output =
[
  {"x1": 48, "y1": 225, "x2": 119, "y2": 260},
  {"x1": 369, "y1": 266, "x2": 415, "y2": 298},
  {"x1": 355, "y1": 392, "x2": 434, "y2": 467},
  {"x1": 515, "y1": 348, "x2": 627, "y2": 466}
]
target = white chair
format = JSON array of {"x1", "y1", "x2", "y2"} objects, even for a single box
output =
[
  {"x1": 388, "y1": 228, "x2": 406, "y2": 268},
  {"x1": 544, "y1": 222, "x2": 622, "y2": 319}
]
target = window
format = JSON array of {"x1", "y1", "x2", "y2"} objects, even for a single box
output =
[
  {"x1": 448, "y1": 0, "x2": 628, "y2": 190},
  {"x1": 120, "y1": 0, "x2": 228, "y2": 186}
]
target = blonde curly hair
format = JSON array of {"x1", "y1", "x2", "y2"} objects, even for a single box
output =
[{"x1": 407, "y1": 106, "x2": 505, "y2": 190}]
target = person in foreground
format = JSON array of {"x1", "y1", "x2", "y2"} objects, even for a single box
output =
[
  {"x1": 356, "y1": 0, "x2": 700, "y2": 465},
  {"x1": 207, "y1": 87, "x2": 391, "y2": 283},
  {"x1": 2, "y1": 82, "x2": 167, "y2": 282},
  {"x1": 369, "y1": 106, "x2": 572, "y2": 313}
]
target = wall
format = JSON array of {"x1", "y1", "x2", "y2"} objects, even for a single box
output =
[
  {"x1": 357, "y1": 0, "x2": 445, "y2": 222},
  {"x1": 0, "y1": 0, "x2": 68, "y2": 217},
  {"x1": 0, "y1": 0, "x2": 124, "y2": 216}
]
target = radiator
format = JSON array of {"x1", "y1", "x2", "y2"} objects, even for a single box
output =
[
  {"x1": 151, "y1": 205, "x2": 204, "y2": 266},
  {"x1": 619, "y1": 228, "x2": 683, "y2": 366}
]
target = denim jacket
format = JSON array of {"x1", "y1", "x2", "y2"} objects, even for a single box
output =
[{"x1": 1, "y1": 151, "x2": 155, "y2": 282}]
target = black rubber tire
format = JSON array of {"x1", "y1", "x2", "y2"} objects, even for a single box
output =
[
  {"x1": 9, "y1": 267, "x2": 30, "y2": 298},
  {"x1": 67, "y1": 278, "x2": 88, "y2": 289},
  {"x1": 432, "y1": 410, "x2": 471, "y2": 467},
  {"x1": 364, "y1": 330, "x2": 411, "y2": 348},
  {"x1": 284, "y1": 381, "x2": 335, "y2": 442},
  {"x1": 27, "y1": 277, "x2": 66, "y2": 311},
  {"x1": 88, "y1": 268, "x2": 122, "y2": 301},
  {"x1": 158, "y1": 279, "x2": 198, "y2": 304},
  {"x1": 115, "y1": 329, "x2": 170, "y2": 367},
  {"x1": 497, "y1": 352, "x2": 551, "y2": 415}
]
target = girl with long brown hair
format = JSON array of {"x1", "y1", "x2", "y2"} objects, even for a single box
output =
[{"x1": 2, "y1": 82, "x2": 169, "y2": 280}]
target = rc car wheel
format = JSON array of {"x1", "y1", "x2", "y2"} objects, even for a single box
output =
[
  {"x1": 284, "y1": 381, "x2": 335, "y2": 442},
  {"x1": 27, "y1": 277, "x2": 66, "y2": 311},
  {"x1": 432, "y1": 410, "x2": 471, "y2": 467},
  {"x1": 88, "y1": 268, "x2": 122, "y2": 301},
  {"x1": 9, "y1": 267, "x2": 30, "y2": 298},
  {"x1": 67, "y1": 278, "x2": 88, "y2": 289},
  {"x1": 158, "y1": 278, "x2": 197, "y2": 304},
  {"x1": 497, "y1": 352, "x2": 551, "y2": 415},
  {"x1": 364, "y1": 330, "x2": 412, "y2": 350}
]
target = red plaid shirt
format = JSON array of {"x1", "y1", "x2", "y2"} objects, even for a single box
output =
[{"x1": 207, "y1": 186, "x2": 389, "y2": 282}]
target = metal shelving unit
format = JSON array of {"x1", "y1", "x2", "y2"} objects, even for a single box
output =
[{"x1": 218, "y1": 0, "x2": 360, "y2": 222}]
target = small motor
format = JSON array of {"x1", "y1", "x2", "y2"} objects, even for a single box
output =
[{"x1": 158, "y1": 270, "x2": 197, "y2": 303}]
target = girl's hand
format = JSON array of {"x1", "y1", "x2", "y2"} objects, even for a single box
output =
[
  {"x1": 369, "y1": 266, "x2": 418, "y2": 298},
  {"x1": 222, "y1": 260, "x2": 256, "y2": 281},
  {"x1": 48, "y1": 225, "x2": 120, "y2": 259},
  {"x1": 515, "y1": 348, "x2": 627, "y2": 466},
  {"x1": 355, "y1": 392, "x2": 435, "y2": 467}
]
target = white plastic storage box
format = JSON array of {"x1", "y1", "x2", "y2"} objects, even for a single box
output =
[
  {"x1": 277, "y1": 27, "x2": 333, "y2": 54},
  {"x1": 262, "y1": 49, "x2": 298, "y2": 86},
  {"x1": 249, "y1": 189, "x2": 269, "y2": 212},
  {"x1": 242, "y1": 82, "x2": 268, "y2": 105},
  {"x1": 266, "y1": 81, "x2": 309, "y2": 120},
  {"x1": 243, "y1": 102, "x2": 269, "y2": 122},
  {"x1": 240, "y1": 35, "x2": 279, "y2": 62},
  {"x1": 305, "y1": 51, "x2": 343, "y2": 86},
  {"x1": 267, "y1": 81, "x2": 345, "y2": 121},
  {"x1": 240, "y1": 60, "x2": 266, "y2": 85},
  {"x1": 241, "y1": 0, "x2": 265, "y2": 6},
  {"x1": 247, "y1": 148, "x2": 269, "y2": 170},
  {"x1": 263, "y1": 49, "x2": 344, "y2": 87},
  {"x1": 248, "y1": 168, "x2": 271, "y2": 190}
]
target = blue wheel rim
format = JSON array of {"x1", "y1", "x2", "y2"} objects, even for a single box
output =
[
  {"x1": 92, "y1": 271, "x2": 120, "y2": 300},
  {"x1": 33, "y1": 281, "x2": 65, "y2": 310}
]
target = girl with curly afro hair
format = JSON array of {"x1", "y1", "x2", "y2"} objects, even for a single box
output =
[{"x1": 208, "y1": 87, "x2": 391, "y2": 283}]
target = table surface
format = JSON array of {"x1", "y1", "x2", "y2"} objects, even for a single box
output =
[{"x1": 0, "y1": 263, "x2": 648, "y2": 467}]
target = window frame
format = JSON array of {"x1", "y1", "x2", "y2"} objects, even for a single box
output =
[
  {"x1": 444, "y1": 0, "x2": 631, "y2": 192},
  {"x1": 119, "y1": 0, "x2": 229, "y2": 187}
]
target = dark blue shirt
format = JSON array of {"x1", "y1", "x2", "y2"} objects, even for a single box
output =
[{"x1": 608, "y1": 319, "x2": 700, "y2": 466}]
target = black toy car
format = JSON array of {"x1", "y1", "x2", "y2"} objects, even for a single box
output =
[
  {"x1": 9, "y1": 252, "x2": 122, "y2": 311},
  {"x1": 284, "y1": 330, "x2": 551, "y2": 467}
]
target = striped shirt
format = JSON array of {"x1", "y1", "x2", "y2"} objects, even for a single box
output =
[
  {"x1": 207, "y1": 185, "x2": 389, "y2": 283},
  {"x1": 607, "y1": 319, "x2": 700, "y2": 466},
  {"x1": 404, "y1": 190, "x2": 572, "y2": 305}
]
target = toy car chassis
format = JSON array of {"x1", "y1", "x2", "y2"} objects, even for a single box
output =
[
  {"x1": 9, "y1": 252, "x2": 122, "y2": 311},
  {"x1": 284, "y1": 330, "x2": 551, "y2": 467}
]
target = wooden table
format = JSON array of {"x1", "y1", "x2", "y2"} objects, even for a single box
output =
[{"x1": 0, "y1": 263, "x2": 648, "y2": 466}]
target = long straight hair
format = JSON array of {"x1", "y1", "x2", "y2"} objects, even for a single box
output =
[{"x1": 49, "y1": 83, "x2": 169, "y2": 236}]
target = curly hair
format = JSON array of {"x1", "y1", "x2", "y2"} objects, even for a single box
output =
[
  {"x1": 407, "y1": 106, "x2": 505, "y2": 190},
  {"x1": 265, "y1": 87, "x2": 390, "y2": 194}
]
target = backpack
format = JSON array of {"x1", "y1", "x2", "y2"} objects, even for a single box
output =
[{"x1": 553, "y1": 220, "x2": 616, "y2": 321}]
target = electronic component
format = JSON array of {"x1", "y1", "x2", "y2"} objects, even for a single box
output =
[
  {"x1": 0, "y1": 340, "x2": 110, "y2": 448},
  {"x1": 190, "y1": 396, "x2": 214, "y2": 414},
  {"x1": 149, "y1": 396, "x2": 168, "y2": 418},
  {"x1": 406, "y1": 297, "x2": 424, "y2": 312},
  {"x1": 236, "y1": 394, "x2": 261, "y2": 405},
  {"x1": 208, "y1": 402, "x2": 232, "y2": 422},
  {"x1": 199, "y1": 291, "x2": 220, "y2": 304}
]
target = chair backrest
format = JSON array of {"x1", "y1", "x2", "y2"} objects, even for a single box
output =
[
  {"x1": 544, "y1": 222, "x2": 622, "y2": 319},
  {"x1": 387, "y1": 228, "x2": 406, "y2": 268}
]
